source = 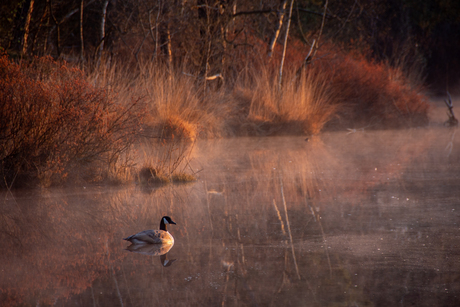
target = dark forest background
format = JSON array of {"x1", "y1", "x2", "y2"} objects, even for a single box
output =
[{"x1": 1, "y1": 0, "x2": 459, "y2": 94}]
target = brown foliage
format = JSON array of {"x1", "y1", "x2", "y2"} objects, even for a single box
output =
[
  {"x1": 266, "y1": 41, "x2": 430, "y2": 130},
  {"x1": 0, "y1": 54, "x2": 141, "y2": 188},
  {"x1": 317, "y1": 46, "x2": 430, "y2": 129},
  {"x1": 0, "y1": 33, "x2": 431, "y2": 189}
]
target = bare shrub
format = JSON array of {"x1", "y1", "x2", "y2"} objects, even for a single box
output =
[
  {"x1": 0, "y1": 55, "x2": 141, "y2": 188},
  {"x1": 309, "y1": 45, "x2": 429, "y2": 129}
]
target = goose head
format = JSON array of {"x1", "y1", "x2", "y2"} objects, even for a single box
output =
[{"x1": 160, "y1": 216, "x2": 176, "y2": 232}]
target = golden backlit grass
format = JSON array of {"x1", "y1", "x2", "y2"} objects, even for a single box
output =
[
  {"x1": 95, "y1": 52, "x2": 428, "y2": 140},
  {"x1": 90, "y1": 60, "x2": 228, "y2": 140},
  {"x1": 0, "y1": 45, "x2": 430, "y2": 187},
  {"x1": 231, "y1": 64, "x2": 339, "y2": 135},
  {"x1": 91, "y1": 51, "x2": 428, "y2": 187}
]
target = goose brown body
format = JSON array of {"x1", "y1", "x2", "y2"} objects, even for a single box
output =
[{"x1": 124, "y1": 216, "x2": 176, "y2": 244}]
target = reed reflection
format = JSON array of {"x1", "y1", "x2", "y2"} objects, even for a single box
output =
[{"x1": 0, "y1": 129, "x2": 459, "y2": 306}]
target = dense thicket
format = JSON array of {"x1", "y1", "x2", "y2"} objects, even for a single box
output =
[
  {"x1": 0, "y1": 55, "x2": 140, "y2": 188},
  {"x1": 1, "y1": 0, "x2": 459, "y2": 92},
  {"x1": 0, "y1": 1, "x2": 436, "y2": 188}
]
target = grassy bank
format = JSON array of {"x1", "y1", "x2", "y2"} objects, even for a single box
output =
[{"x1": 0, "y1": 46, "x2": 429, "y2": 188}]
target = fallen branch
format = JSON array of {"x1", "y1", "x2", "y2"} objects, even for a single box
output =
[
  {"x1": 444, "y1": 91, "x2": 458, "y2": 127},
  {"x1": 294, "y1": 0, "x2": 328, "y2": 80}
]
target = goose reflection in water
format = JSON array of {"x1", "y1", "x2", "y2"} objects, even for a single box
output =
[{"x1": 125, "y1": 243, "x2": 177, "y2": 267}]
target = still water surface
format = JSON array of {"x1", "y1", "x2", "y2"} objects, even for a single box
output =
[{"x1": 1, "y1": 126, "x2": 460, "y2": 306}]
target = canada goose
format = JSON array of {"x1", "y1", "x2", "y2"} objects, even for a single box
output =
[{"x1": 123, "y1": 216, "x2": 176, "y2": 244}]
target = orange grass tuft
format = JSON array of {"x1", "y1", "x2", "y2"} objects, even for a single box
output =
[{"x1": 229, "y1": 63, "x2": 338, "y2": 136}]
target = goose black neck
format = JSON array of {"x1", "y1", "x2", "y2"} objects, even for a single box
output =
[{"x1": 160, "y1": 218, "x2": 167, "y2": 231}]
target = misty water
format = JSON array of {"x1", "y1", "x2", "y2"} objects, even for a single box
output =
[{"x1": 2, "y1": 111, "x2": 460, "y2": 306}]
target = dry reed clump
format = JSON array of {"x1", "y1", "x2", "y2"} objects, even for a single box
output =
[
  {"x1": 137, "y1": 166, "x2": 170, "y2": 184},
  {"x1": 90, "y1": 42, "x2": 429, "y2": 141},
  {"x1": 229, "y1": 64, "x2": 338, "y2": 136},
  {"x1": 133, "y1": 62, "x2": 227, "y2": 140},
  {"x1": 158, "y1": 116, "x2": 198, "y2": 143},
  {"x1": 171, "y1": 172, "x2": 196, "y2": 183},
  {"x1": 136, "y1": 134, "x2": 197, "y2": 186},
  {"x1": 88, "y1": 60, "x2": 211, "y2": 185},
  {"x1": 0, "y1": 54, "x2": 140, "y2": 188},
  {"x1": 137, "y1": 165, "x2": 196, "y2": 185}
]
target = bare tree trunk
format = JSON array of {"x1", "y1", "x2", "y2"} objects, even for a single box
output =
[
  {"x1": 156, "y1": 1, "x2": 172, "y2": 69},
  {"x1": 23, "y1": 0, "x2": 35, "y2": 55},
  {"x1": 79, "y1": 0, "x2": 84, "y2": 64},
  {"x1": 166, "y1": 23, "x2": 173, "y2": 69},
  {"x1": 303, "y1": 0, "x2": 328, "y2": 69},
  {"x1": 97, "y1": 0, "x2": 109, "y2": 67},
  {"x1": 52, "y1": 13, "x2": 61, "y2": 57},
  {"x1": 32, "y1": 0, "x2": 51, "y2": 55},
  {"x1": 278, "y1": 0, "x2": 294, "y2": 88},
  {"x1": 220, "y1": 0, "x2": 234, "y2": 72},
  {"x1": 295, "y1": 0, "x2": 328, "y2": 78},
  {"x1": 221, "y1": 23, "x2": 226, "y2": 69},
  {"x1": 148, "y1": 5, "x2": 161, "y2": 63},
  {"x1": 314, "y1": 0, "x2": 328, "y2": 58},
  {"x1": 46, "y1": 0, "x2": 97, "y2": 58},
  {"x1": 204, "y1": 39, "x2": 212, "y2": 91},
  {"x1": 268, "y1": 0, "x2": 288, "y2": 58}
]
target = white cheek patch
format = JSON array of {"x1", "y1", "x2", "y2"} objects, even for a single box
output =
[{"x1": 163, "y1": 217, "x2": 169, "y2": 224}]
